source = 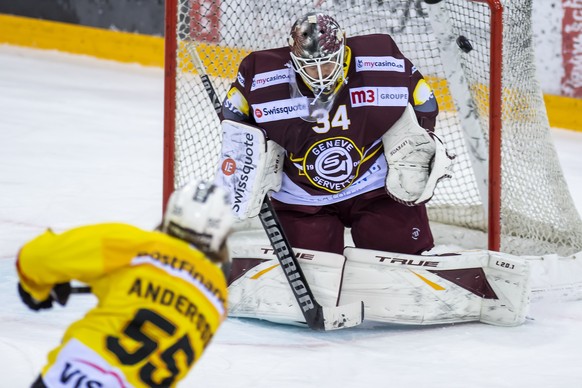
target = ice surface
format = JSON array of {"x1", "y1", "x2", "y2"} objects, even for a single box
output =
[{"x1": 1, "y1": 45, "x2": 581, "y2": 388}]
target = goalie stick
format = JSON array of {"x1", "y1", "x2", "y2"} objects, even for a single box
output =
[{"x1": 185, "y1": 43, "x2": 364, "y2": 330}]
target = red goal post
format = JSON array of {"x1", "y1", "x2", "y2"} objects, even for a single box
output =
[{"x1": 163, "y1": 0, "x2": 582, "y2": 256}]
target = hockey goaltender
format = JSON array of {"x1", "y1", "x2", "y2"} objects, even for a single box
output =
[{"x1": 210, "y1": 12, "x2": 530, "y2": 330}]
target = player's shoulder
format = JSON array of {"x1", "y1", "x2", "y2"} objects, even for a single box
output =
[
  {"x1": 118, "y1": 226, "x2": 225, "y2": 282},
  {"x1": 50, "y1": 222, "x2": 141, "y2": 236},
  {"x1": 60, "y1": 223, "x2": 151, "y2": 243},
  {"x1": 82, "y1": 222, "x2": 145, "y2": 234},
  {"x1": 247, "y1": 46, "x2": 290, "y2": 60},
  {"x1": 347, "y1": 34, "x2": 404, "y2": 57},
  {"x1": 242, "y1": 46, "x2": 291, "y2": 72}
]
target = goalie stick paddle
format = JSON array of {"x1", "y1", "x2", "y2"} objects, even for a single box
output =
[
  {"x1": 258, "y1": 198, "x2": 364, "y2": 330},
  {"x1": 185, "y1": 42, "x2": 364, "y2": 330}
]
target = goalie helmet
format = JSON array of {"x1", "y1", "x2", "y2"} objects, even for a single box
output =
[
  {"x1": 288, "y1": 12, "x2": 345, "y2": 101},
  {"x1": 162, "y1": 179, "x2": 234, "y2": 260}
]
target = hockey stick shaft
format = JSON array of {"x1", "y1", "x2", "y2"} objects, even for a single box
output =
[
  {"x1": 186, "y1": 44, "x2": 224, "y2": 116},
  {"x1": 71, "y1": 286, "x2": 92, "y2": 294},
  {"x1": 185, "y1": 42, "x2": 363, "y2": 330},
  {"x1": 258, "y1": 198, "x2": 336, "y2": 328}
]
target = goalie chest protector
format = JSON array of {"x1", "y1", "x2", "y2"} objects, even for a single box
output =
[{"x1": 227, "y1": 34, "x2": 438, "y2": 197}]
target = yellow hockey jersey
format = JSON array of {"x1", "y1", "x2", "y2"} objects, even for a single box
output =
[{"x1": 17, "y1": 223, "x2": 228, "y2": 388}]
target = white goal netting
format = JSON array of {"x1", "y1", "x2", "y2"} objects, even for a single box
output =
[{"x1": 166, "y1": 0, "x2": 582, "y2": 256}]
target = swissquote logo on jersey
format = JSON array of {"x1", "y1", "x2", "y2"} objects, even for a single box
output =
[
  {"x1": 252, "y1": 97, "x2": 309, "y2": 123},
  {"x1": 355, "y1": 56, "x2": 405, "y2": 72},
  {"x1": 250, "y1": 68, "x2": 291, "y2": 91},
  {"x1": 349, "y1": 87, "x2": 409, "y2": 107},
  {"x1": 303, "y1": 137, "x2": 364, "y2": 193}
]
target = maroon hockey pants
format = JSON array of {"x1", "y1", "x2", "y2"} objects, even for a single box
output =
[{"x1": 271, "y1": 188, "x2": 434, "y2": 255}]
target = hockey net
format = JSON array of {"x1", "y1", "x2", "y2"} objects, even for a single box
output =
[{"x1": 163, "y1": 0, "x2": 582, "y2": 257}]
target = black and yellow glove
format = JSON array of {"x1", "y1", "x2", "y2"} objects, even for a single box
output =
[{"x1": 17, "y1": 282, "x2": 71, "y2": 311}]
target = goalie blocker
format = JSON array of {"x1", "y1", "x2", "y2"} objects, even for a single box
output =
[
  {"x1": 215, "y1": 120, "x2": 284, "y2": 220},
  {"x1": 227, "y1": 245, "x2": 531, "y2": 327}
]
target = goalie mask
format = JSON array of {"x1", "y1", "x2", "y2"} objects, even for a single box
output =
[
  {"x1": 163, "y1": 179, "x2": 234, "y2": 261},
  {"x1": 288, "y1": 12, "x2": 346, "y2": 102}
]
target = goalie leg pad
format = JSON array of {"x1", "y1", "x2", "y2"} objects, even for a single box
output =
[
  {"x1": 227, "y1": 245, "x2": 347, "y2": 326},
  {"x1": 522, "y1": 251, "x2": 582, "y2": 302},
  {"x1": 340, "y1": 247, "x2": 531, "y2": 326}
]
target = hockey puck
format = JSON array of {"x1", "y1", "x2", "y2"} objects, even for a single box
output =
[{"x1": 456, "y1": 36, "x2": 473, "y2": 53}]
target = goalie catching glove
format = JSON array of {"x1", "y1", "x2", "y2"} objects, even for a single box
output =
[
  {"x1": 382, "y1": 104, "x2": 454, "y2": 205},
  {"x1": 215, "y1": 120, "x2": 284, "y2": 220}
]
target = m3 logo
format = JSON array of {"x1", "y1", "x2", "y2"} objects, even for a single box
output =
[{"x1": 349, "y1": 87, "x2": 409, "y2": 107}]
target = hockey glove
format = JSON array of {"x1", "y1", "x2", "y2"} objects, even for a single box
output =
[
  {"x1": 18, "y1": 282, "x2": 72, "y2": 311},
  {"x1": 216, "y1": 120, "x2": 284, "y2": 219},
  {"x1": 382, "y1": 104, "x2": 453, "y2": 205}
]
